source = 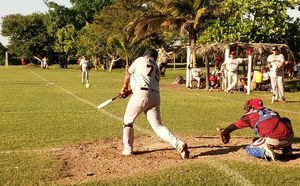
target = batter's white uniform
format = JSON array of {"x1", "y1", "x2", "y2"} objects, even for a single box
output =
[
  {"x1": 222, "y1": 58, "x2": 244, "y2": 92},
  {"x1": 122, "y1": 56, "x2": 185, "y2": 154},
  {"x1": 79, "y1": 58, "x2": 90, "y2": 84},
  {"x1": 267, "y1": 53, "x2": 285, "y2": 101}
]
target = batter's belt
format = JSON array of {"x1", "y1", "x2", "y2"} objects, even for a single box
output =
[{"x1": 140, "y1": 87, "x2": 159, "y2": 93}]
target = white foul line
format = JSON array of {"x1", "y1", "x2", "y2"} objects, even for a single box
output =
[
  {"x1": 29, "y1": 70, "x2": 150, "y2": 134},
  {"x1": 206, "y1": 159, "x2": 254, "y2": 186}
]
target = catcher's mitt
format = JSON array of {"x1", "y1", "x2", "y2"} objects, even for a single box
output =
[{"x1": 217, "y1": 128, "x2": 231, "y2": 144}]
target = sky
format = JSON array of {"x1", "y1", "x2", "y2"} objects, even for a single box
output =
[
  {"x1": 0, "y1": 0, "x2": 72, "y2": 46},
  {"x1": 0, "y1": 1, "x2": 299, "y2": 47}
]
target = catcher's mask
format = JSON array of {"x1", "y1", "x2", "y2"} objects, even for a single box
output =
[{"x1": 244, "y1": 98, "x2": 264, "y2": 113}]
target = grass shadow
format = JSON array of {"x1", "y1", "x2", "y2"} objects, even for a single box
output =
[
  {"x1": 190, "y1": 144, "x2": 247, "y2": 159},
  {"x1": 133, "y1": 147, "x2": 174, "y2": 155},
  {"x1": 276, "y1": 147, "x2": 300, "y2": 162},
  {"x1": 293, "y1": 137, "x2": 300, "y2": 144}
]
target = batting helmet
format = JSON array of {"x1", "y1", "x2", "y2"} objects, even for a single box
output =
[
  {"x1": 244, "y1": 98, "x2": 264, "y2": 113},
  {"x1": 143, "y1": 49, "x2": 158, "y2": 61}
]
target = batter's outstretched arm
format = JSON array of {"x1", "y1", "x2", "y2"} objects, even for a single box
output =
[{"x1": 120, "y1": 70, "x2": 131, "y2": 94}]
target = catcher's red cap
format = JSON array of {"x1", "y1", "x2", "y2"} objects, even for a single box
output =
[{"x1": 246, "y1": 98, "x2": 264, "y2": 110}]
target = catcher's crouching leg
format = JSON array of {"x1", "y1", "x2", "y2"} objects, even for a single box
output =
[
  {"x1": 245, "y1": 145, "x2": 276, "y2": 161},
  {"x1": 122, "y1": 123, "x2": 134, "y2": 155}
]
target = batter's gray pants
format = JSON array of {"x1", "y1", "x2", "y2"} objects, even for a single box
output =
[{"x1": 123, "y1": 89, "x2": 181, "y2": 151}]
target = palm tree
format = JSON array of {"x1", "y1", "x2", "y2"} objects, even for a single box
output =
[{"x1": 128, "y1": 0, "x2": 223, "y2": 67}]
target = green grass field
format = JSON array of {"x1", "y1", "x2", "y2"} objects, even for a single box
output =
[{"x1": 0, "y1": 65, "x2": 300, "y2": 185}]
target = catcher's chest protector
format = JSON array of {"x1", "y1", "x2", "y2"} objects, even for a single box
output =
[{"x1": 252, "y1": 109, "x2": 278, "y2": 135}]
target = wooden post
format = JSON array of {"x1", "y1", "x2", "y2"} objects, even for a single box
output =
[
  {"x1": 186, "y1": 46, "x2": 191, "y2": 88},
  {"x1": 247, "y1": 55, "x2": 252, "y2": 94},
  {"x1": 5, "y1": 51, "x2": 8, "y2": 67},
  {"x1": 173, "y1": 53, "x2": 176, "y2": 70},
  {"x1": 205, "y1": 55, "x2": 209, "y2": 90}
]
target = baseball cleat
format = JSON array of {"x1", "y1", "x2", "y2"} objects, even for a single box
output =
[
  {"x1": 264, "y1": 145, "x2": 276, "y2": 161},
  {"x1": 122, "y1": 148, "x2": 133, "y2": 156},
  {"x1": 177, "y1": 141, "x2": 190, "y2": 159},
  {"x1": 282, "y1": 145, "x2": 293, "y2": 156}
]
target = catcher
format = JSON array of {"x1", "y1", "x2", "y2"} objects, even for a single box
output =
[{"x1": 218, "y1": 98, "x2": 294, "y2": 161}]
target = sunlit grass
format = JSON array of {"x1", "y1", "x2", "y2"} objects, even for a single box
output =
[{"x1": 0, "y1": 66, "x2": 299, "y2": 185}]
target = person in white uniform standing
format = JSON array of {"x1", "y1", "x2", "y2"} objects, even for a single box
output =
[
  {"x1": 42, "y1": 56, "x2": 49, "y2": 69},
  {"x1": 119, "y1": 48, "x2": 190, "y2": 159},
  {"x1": 267, "y1": 46, "x2": 286, "y2": 103},
  {"x1": 79, "y1": 56, "x2": 90, "y2": 84},
  {"x1": 221, "y1": 51, "x2": 248, "y2": 92}
]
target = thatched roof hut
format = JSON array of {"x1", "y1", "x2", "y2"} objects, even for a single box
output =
[
  {"x1": 192, "y1": 42, "x2": 294, "y2": 90},
  {"x1": 196, "y1": 42, "x2": 292, "y2": 57}
]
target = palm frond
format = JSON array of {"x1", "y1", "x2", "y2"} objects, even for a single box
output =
[
  {"x1": 194, "y1": 8, "x2": 207, "y2": 28},
  {"x1": 132, "y1": 16, "x2": 166, "y2": 44}
]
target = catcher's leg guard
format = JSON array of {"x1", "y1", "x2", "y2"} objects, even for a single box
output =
[
  {"x1": 246, "y1": 145, "x2": 265, "y2": 159},
  {"x1": 246, "y1": 145, "x2": 276, "y2": 161},
  {"x1": 122, "y1": 123, "x2": 134, "y2": 155}
]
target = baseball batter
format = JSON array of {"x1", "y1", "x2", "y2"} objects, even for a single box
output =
[
  {"x1": 119, "y1": 48, "x2": 190, "y2": 159},
  {"x1": 267, "y1": 46, "x2": 285, "y2": 102},
  {"x1": 221, "y1": 52, "x2": 248, "y2": 92},
  {"x1": 79, "y1": 56, "x2": 90, "y2": 84}
]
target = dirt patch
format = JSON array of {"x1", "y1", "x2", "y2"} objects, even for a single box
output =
[{"x1": 52, "y1": 135, "x2": 300, "y2": 185}]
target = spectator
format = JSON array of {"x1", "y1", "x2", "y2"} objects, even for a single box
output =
[
  {"x1": 267, "y1": 46, "x2": 285, "y2": 103},
  {"x1": 21, "y1": 57, "x2": 26, "y2": 65},
  {"x1": 190, "y1": 67, "x2": 203, "y2": 89},
  {"x1": 79, "y1": 56, "x2": 91, "y2": 84},
  {"x1": 221, "y1": 51, "x2": 248, "y2": 93},
  {"x1": 42, "y1": 56, "x2": 49, "y2": 69}
]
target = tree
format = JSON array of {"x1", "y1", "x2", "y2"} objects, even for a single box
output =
[
  {"x1": 1, "y1": 13, "x2": 54, "y2": 59},
  {"x1": 77, "y1": 0, "x2": 146, "y2": 71},
  {"x1": 0, "y1": 43, "x2": 8, "y2": 65},
  {"x1": 127, "y1": 0, "x2": 224, "y2": 67},
  {"x1": 198, "y1": 0, "x2": 300, "y2": 45},
  {"x1": 54, "y1": 24, "x2": 77, "y2": 67},
  {"x1": 70, "y1": 0, "x2": 113, "y2": 24}
]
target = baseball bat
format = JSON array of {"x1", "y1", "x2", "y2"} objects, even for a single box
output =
[
  {"x1": 33, "y1": 56, "x2": 42, "y2": 63},
  {"x1": 97, "y1": 94, "x2": 120, "y2": 109}
]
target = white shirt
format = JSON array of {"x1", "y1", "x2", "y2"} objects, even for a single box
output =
[
  {"x1": 262, "y1": 71, "x2": 270, "y2": 81},
  {"x1": 80, "y1": 59, "x2": 89, "y2": 71},
  {"x1": 267, "y1": 54, "x2": 285, "y2": 73},
  {"x1": 191, "y1": 68, "x2": 201, "y2": 78},
  {"x1": 42, "y1": 57, "x2": 48, "y2": 65},
  {"x1": 128, "y1": 56, "x2": 160, "y2": 92},
  {"x1": 223, "y1": 58, "x2": 243, "y2": 72}
]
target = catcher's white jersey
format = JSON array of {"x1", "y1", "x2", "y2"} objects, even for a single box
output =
[{"x1": 128, "y1": 56, "x2": 160, "y2": 92}]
